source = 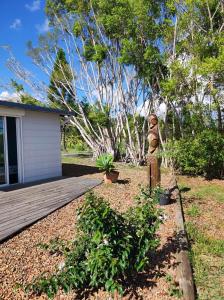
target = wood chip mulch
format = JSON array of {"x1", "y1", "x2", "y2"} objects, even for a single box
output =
[{"x1": 0, "y1": 165, "x2": 182, "y2": 300}]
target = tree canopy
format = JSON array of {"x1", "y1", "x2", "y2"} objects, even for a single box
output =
[{"x1": 6, "y1": 0, "x2": 224, "y2": 167}]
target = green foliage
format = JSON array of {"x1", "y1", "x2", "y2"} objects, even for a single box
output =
[
  {"x1": 11, "y1": 79, "x2": 24, "y2": 93},
  {"x1": 88, "y1": 105, "x2": 110, "y2": 128},
  {"x1": 48, "y1": 48, "x2": 74, "y2": 107},
  {"x1": 96, "y1": 154, "x2": 115, "y2": 173},
  {"x1": 73, "y1": 141, "x2": 89, "y2": 152},
  {"x1": 61, "y1": 124, "x2": 89, "y2": 152},
  {"x1": 161, "y1": 61, "x2": 193, "y2": 101},
  {"x1": 25, "y1": 188, "x2": 161, "y2": 297},
  {"x1": 160, "y1": 0, "x2": 224, "y2": 142},
  {"x1": 20, "y1": 95, "x2": 45, "y2": 106},
  {"x1": 163, "y1": 130, "x2": 224, "y2": 178},
  {"x1": 10, "y1": 79, "x2": 45, "y2": 106},
  {"x1": 83, "y1": 42, "x2": 108, "y2": 64},
  {"x1": 37, "y1": 238, "x2": 71, "y2": 256},
  {"x1": 61, "y1": 101, "x2": 111, "y2": 149},
  {"x1": 46, "y1": 0, "x2": 170, "y2": 82}
]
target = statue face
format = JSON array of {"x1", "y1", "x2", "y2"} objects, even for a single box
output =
[
  {"x1": 150, "y1": 138, "x2": 158, "y2": 148},
  {"x1": 149, "y1": 114, "x2": 158, "y2": 125}
]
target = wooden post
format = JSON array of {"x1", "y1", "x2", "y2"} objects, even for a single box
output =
[{"x1": 147, "y1": 114, "x2": 160, "y2": 188}]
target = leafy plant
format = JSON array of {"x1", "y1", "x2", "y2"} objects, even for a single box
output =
[
  {"x1": 25, "y1": 188, "x2": 162, "y2": 298},
  {"x1": 37, "y1": 238, "x2": 71, "y2": 256},
  {"x1": 139, "y1": 184, "x2": 166, "y2": 203},
  {"x1": 162, "y1": 130, "x2": 224, "y2": 179},
  {"x1": 96, "y1": 154, "x2": 115, "y2": 173}
]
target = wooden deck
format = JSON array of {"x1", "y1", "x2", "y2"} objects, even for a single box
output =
[{"x1": 0, "y1": 177, "x2": 101, "y2": 242}]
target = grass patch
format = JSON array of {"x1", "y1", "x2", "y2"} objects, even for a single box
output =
[
  {"x1": 186, "y1": 222, "x2": 224, "y2": 300},
  {"x1": 186, "y1": 222, "x2": 224, "y2": 256},
  {"x1": 62, "y1": 156, "x2": 95, "y2": 165},
  {"x1": 178, "y1": 175, "x2": 224, "y2": 299},
  {"x1": 178, "y1": 178, "x2": 224, "y2": 203},
  {"x1": 61, "y1": 155, "x2": 147, "y2": 171},
  {"x1": 190, "y1": 185, "x2": 224, "y2": 203},
  {"x1": 186, "y1": 204, "x2": 200, "y2": 217}
]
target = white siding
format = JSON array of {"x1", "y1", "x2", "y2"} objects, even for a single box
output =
[{"x1": 22, "y1": 111, "x2": 62, "y2": 183}]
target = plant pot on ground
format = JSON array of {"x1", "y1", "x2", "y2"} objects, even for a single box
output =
[
  {"x1": 152, "y1": 187, "x2": 171, "y2": 205},
  {"x1": 159, "y1": 189, "x2": 170, "y2": 205},
  {"x1": 96, "y1": 154, "x2": 119, "y2": 184},
  {"x1": 104, "y1": 170, "x2": 119, "y2": 184}
]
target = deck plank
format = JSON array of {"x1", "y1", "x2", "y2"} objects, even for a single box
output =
[{"x1": 0, "y1": 177, "x2": 101, "y2": 242}]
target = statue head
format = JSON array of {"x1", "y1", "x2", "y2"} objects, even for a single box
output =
[{"x1": 149, "y1": 114, "x2": 158, "y2": 126}]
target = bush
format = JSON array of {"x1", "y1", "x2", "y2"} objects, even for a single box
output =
[
  {"x1": 164, "y1": 130, "x2": 224, "y2": 178},
  {"x1": 26, "y1": 188, "x2": 162, "y2": 298},
  {"x1": 73, "y1": 141, "x2": 90, "y2": 152}
]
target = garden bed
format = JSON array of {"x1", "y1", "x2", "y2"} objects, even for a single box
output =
[{"x1": 0, "y1": 161, "x2": 182, "y2": 299}]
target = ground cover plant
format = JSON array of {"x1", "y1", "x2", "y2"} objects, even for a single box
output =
[
  {"x1": 25, "y1": 187, "x2": 162, "y2": 298},
  {"x1": 178, "y1": 176, "x2": 224, "y2": 300}
]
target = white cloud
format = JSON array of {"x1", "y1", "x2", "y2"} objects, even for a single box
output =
[
  {"x1": 157, "y1": 103, "x2": 167, "y2": 120},
  {"x1": 0, "y1": 91, "x2": 21, "y2": 102},
  {"x1": 10, "y1": 19, "x2": 22, "y2": 30},
  {"x1": 35, "y1": 19, "x2": 50, "y2": 33},
  {"x1": 137, "y1": 100, "x2": 167, "y2": 119},
  {"x1": 25, "y1": 0, "x2": 40, "y2": 12}
]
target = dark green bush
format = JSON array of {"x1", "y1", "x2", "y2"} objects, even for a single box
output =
[
  {"x1": 164, "y1": 130, "x2": 224, "y2": 178},
  {"x1": 26, "y1": 189, "x2": 161, "y2": 298}
]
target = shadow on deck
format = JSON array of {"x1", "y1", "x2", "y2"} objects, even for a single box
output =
[
  {"x1": 0, "y1": 163, "x2": 101, "y2": 193},
  {"x1": 62, "y1": 163, "x2": 101, "y2": 177}
]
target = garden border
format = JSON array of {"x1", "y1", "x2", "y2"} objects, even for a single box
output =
[{"x1": 170, "y1": 175, "x2": 196, "y2": 300}]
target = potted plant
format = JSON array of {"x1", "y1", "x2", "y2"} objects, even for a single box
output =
[
  {"x1": 96, "y1": 154, "x2": 119, "y2": 183},
  {"x1": 153, "y1": 186, "x2": 170, "y2": 205},
  {"x1": 159, "y1": 189, "x2": 170, "y2": 205}
]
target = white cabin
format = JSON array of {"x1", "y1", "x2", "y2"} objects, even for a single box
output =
[{"x1": 0, "y1": 100, "x2": 69, "y2": 186}]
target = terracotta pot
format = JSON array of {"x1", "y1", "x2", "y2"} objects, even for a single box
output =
[{"x1": 103, "y1": 171, "x2": 119, "y2": 184}]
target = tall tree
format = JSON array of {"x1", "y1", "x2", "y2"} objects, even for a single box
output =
[
  {"x1": 160, "y1": 0, "x2": 224, "y2": 139},
  {"x1": 7, "y1": 0, "x2": 171, "y2": 163},
  {"x1": 48, "y1": 48, "x2": 74, "y2": 108},
  {"x1": 7, "y1": 0, "x2": 223, "y2": 164}
]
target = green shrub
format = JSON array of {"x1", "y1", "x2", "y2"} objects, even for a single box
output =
[
  {"x1": 26, "y1": 188, "x2": 161, "y2": 298},
  {"x1": 96, "y1": 153, "x2": 115, "y2": 173},
  {"x1": 73, "y1": 141, "x2": 89, "y2": 152},
  {"x1": 163, "y1": 130, "x2": 224, "y2": 178}
]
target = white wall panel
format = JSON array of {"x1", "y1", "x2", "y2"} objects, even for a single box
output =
[{"x1": 21, "y1": 111, "x2": 62, "y2": 183}]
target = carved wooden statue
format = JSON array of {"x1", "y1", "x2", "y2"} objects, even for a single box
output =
[{"x1": 147, "y1": 114, "x2": 160, "y2": 188}]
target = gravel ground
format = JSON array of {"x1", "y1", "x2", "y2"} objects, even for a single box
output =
[{"x1": 0, "y1": 164, "x2": 181, "y2": 300}]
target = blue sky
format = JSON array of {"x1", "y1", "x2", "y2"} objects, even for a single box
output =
[{"x1": 0, "y1": 0, "x2": 48, "y2": 99}]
